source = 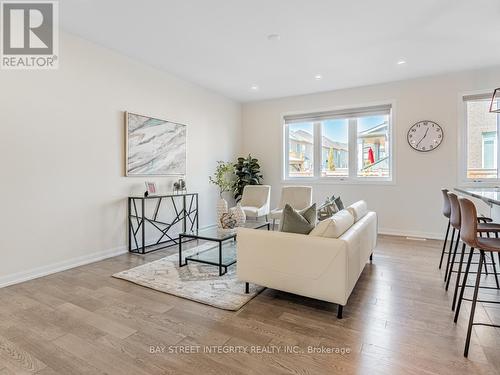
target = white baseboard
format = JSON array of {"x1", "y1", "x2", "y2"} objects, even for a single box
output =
[
  {"x1": 0, "y1": 246, "x2": 128, "y2": 289},
  {"x1": 0, "y1": 223, "x2": 219, "y2": 289},
  {"x1": 378, "y1": 228, "x2": 444, "y2": 240}
]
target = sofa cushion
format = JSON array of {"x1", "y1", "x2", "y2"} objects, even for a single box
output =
[
  {"x1": 346, "y1": 200, "x2": 368, "y2": 222},
  {"x1": 280, "y1": 203, "x2": 317, "y2": 234},
  {"x1": 310, "y1": 209, "x2": 354, "y2": 238}
]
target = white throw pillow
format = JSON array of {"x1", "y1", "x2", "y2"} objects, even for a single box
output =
[
  {"x1": 347, "y1": 200, "x2": 368, "y2": 222},
  {"x1": 309, "y1": 209, "x2": 354, "y2": 238}
]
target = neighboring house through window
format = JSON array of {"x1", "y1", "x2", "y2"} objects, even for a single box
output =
[
  {"x1": 284, "y1": 104, "x2": 393, "y2": 182},
  {"x1": 462, "y1": 93, "x2": 500, "y2": 182},
  {"x1": 482, "y1": 131, "x2": 497, "y2": 170}
]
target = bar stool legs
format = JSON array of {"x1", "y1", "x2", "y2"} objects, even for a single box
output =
[
  {"x1": 444, "y1": 228, "x2": 456, "y2": 282},
  {"x1": 439, "y1": 221, "x2": 451, "y2": 269},
  {"x1": 454, "y1": 247, "x2": 474, "y2": 323},
  {"x1": 490, "y1": 251, "x2": 500, "y2": 289},
  {"x1": 452, "y1": 243, "x2": 467, "y2": 311},
  {"x1": 464, "y1": 250, "x2": 484, "y2": 358},
  {"x1": 446, "y1": 233, "x2": 461, "y2": 290}
]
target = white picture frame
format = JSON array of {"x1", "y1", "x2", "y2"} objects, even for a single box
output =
[{"x1": 145, "y1": 181, "x2": 158, "y2": 195}]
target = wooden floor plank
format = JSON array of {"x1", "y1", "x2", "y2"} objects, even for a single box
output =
[{"x1": 0, "y1": 335, "x2": 47, "y2": 374}]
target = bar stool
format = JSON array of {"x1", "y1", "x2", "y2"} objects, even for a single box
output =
[
  {"x1": 454, "y1": 197, "x2": 500, "y2": 357},
  {"x1": 439, "y1": 189, "x2": 452, "y2": 269},
  {"x1": 445, "y1": 193, "x2": 500, "y2": 303},
  {"x1": 441, "y1": 189, "x2": 495, "y2": 280}
]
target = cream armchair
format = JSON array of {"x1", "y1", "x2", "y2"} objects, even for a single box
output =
[
  {"x1": 240, "y1": 185, "x2": 271, "y2": 220},
  {"x1": 270, "y1": 186, "x2": 313, "y2": 228}
]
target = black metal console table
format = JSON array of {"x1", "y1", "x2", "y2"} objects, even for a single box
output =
[{"x1": 128, "y1": 193, "x2": 198, "y2": 254}]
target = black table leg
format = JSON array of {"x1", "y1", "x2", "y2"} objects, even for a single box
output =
[
  {"x1": 178, "y1": 234, "x2": 183, "y2": 267},
  {"x1": 219, "y1": 241, "x2": 223, "y2": 276},
  {"x1": 128, "y1": 198, "x2": 132, "y2": 252},
  {"x1": 141, "y1": 198, "x2": 146, "y2": 254}
]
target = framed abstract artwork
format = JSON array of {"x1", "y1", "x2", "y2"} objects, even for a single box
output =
[{"x1": 125, "y1": 112, "x2": 187, "y2": 176}]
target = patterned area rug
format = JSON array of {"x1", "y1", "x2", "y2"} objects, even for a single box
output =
[{"x1": 113, "y1": 243, "x2": 264, "y2": 311}]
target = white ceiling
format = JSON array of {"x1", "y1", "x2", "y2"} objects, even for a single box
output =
[{"x1": 61, "y1": 0, "x2": 500, "y2": 102}]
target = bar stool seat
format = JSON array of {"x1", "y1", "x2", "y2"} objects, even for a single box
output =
[
  {"x1": 477, "y1": 223, "x2": 500, "y2": 232},
  {"x1": 475, "y1": 237, "x2": 500, "y2": 252}
]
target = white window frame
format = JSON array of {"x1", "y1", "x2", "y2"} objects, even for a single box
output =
[
  {"x1": 282, "y1": 101, "x2": 395, "y2": 185},
  {"x1": 459, "y1": 90, "x2": 500, "y2": 186}
]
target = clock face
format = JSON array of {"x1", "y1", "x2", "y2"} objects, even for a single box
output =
[{"x1": 407, "y1": 121, "x2": 443, "y2": 152}]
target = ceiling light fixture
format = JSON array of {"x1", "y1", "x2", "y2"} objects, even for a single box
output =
[
  {"x1": 397, "y1": 59, "x2": 407, "y2": 65},
  {"x1": 250, "y1": 85, "x2": 259, "y2": 91},
  {"x1": 267, "y1": 34, "x2": 281, "y2": 41},
  {"x1": 315, "y1": 74, "x2": 323, "y2": 80}
]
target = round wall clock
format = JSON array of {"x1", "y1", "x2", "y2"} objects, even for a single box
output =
[{"x1": 407, "y1": 120, "x2": 443, "y2": 152}]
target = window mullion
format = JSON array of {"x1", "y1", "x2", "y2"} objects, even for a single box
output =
[
  {"x1": 284, "y1": 124, "x2": 290, "y2": 179},
  {"x1": 314, "y1": 122, "x2": 322, "y2": 178},
  {"x1": 348, "y1": 118, "x2": 357, "y2": 179}
]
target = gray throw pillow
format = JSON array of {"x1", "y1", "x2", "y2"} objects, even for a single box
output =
[
  {"x1": 280, "y1": 203, "x2": 317, "y2": 234},
  {"x1": 334, "y1": 196, "x2": 344, "y2": 210},
  {"x1": 317, "y1": 199, "x2": 339, "y2": 221}
]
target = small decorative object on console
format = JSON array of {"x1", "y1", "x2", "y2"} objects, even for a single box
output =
[
  {"x1": 173, "y1": 178, "x2": 187, "y2": 194},
  {"x1": 144, "y1": 181, "x2": 157, "y2": 197}
]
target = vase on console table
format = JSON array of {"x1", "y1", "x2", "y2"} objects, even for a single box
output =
[{"x1": 216, "y1": 198, "x2": 228, "y2": 228}]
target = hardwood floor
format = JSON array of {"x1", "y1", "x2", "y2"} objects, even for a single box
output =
[{"x1": 1, "y1": 235, "x2": 500, "y2": 374}]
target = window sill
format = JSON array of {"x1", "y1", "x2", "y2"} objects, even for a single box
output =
[{"x1": 281, "y1": 177, "x2": 395, "y2": 186}]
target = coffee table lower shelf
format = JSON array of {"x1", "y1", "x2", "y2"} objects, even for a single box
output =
[
  {"x1": 183, "y1": 241, "x2": 236, "y2": 276},
  {"x1": 178, "y1": 222, "x2": 270, "y2": 276}
]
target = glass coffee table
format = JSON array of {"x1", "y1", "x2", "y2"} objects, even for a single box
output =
[{"x1": 178, "y1": 221, "x2": 270, "y2": 276}]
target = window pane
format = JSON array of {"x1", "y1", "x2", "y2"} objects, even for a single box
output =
[
  {"x1": 321, "y1": 119, "x2": 348, "y2": 177},
  {"x1": 466, "y1": 100, "x2": 498, "y2": 179},
  {"x1": 288, "y1": 122, "x2": 314, "y2": 177},
  {"x1": 482, "y1": 132, "x2": 497, "y2": 169},
  {"x1": 357, "y1": 115, "x2": 390, "y2": 177}
]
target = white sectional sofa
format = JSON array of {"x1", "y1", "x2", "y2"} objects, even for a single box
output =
[{"x1": 237, "y1": 204, "x2": 377, "y2": 318}]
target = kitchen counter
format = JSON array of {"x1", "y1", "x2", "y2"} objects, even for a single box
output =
[{"x1": 455, "y1": 187, "x2": 500, "y2": 221}]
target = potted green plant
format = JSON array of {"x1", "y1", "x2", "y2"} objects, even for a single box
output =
[
  {"x1": 233, "y1": 154, "x2": 263, "y2": 202},
  {"x1": 209, "y1": 161, "x2": 235, "y2": 227}
]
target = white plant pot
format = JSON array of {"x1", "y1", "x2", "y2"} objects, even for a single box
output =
[{"x1": 216, "y1": 198, "x2": 228, "y2": 228}]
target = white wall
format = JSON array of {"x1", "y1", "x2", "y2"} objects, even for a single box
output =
[
  {"x1": 0, "y1": 33, "x2": 242, "y2": 286},
  {"x1": 242, "y1": 67, "x2": 500, "y2": 239}
]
